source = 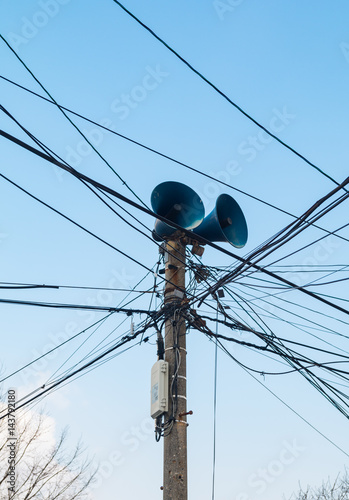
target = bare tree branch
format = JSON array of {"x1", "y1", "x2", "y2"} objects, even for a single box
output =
[
  {"x1": 289, "y1": 470, "x2": 349, "y2": 500},
  {"x1": 0, "y1": 404, "x2": 96, "y2": 499}
]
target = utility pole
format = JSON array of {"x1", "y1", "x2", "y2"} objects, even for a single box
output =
[
  {"x1": 163, "y1": 238, "x2": 188, "y2": 500},
  {"x1": 150, "y1": 180, "x2": 247, "y2": 499}
]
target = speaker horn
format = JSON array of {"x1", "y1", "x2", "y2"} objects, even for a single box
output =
[
  {"x1": 151, "y1": 181, "x2": 204, "y2": 241},
  {"x1": 193, "y1": 194, "x2": 248, "y2": 248}
]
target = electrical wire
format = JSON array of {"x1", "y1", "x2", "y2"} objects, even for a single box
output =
[
  {"x1": 2, "y1": 76, "x2": 349, "y2": 247},
  {"x1": 110, "y1": 0, "x2": 346, "y2": 191},
  {"x1": 2, "y1": 129, "x2": 348, "y2": 320},
  {"x1": 0, "y1": 297, "x2": 156, "y2": 314},
  {"x1": 0, "y1": 104, "x2": 214, "y2": 291},
  {"x1": 0, "y1": 38, "x2": 148, "y2": 209},
  {"x1": 44, "y1": 313, "x2": 116, "y2": 386},
  {"x1": 204, "y1": 327, "x2": 349, "y2": 418},
  {"x1": 0, "y1": 76, "x2": 313, "y2": 218},
  {"x1": 0, "y1": 170, "x2": 153, "y2": 274},
  {"x1": 208, "y1": 188, "x2": 349, "y2": 295},
  {"x1": 0, "y1": 317, "x2": 157, "y2": 419},
  {"x1": 0, "y1": 262, "x2": 160, "y2": 388},
  {"x1": 0, "y1": 313, "x2": 114, "y2": 384},
  {"x1": 2, "y1": 112, "x2": 349, "y2": 420},
  {"x1": 43, "y1": 266, "x2": 161, "y2": 386},
  {"x1": 211, "y1": 308, "x2": 218, "y2": 500},
  {"x1": 197, "y1": 328, "x2": 349, "y2": 457},
  {"x1": 46, "y1": 316, "x2": 146, "y2": 386},
  {"x1": 236, "y1": 352, "x2": 349, "y2": 458},
  {"x1": 187, "y1": 296, "x2": 349, "y2": 414},
  {"x1": 0, "y1": 281, "x2": 156, "y2": 293},
  {"x1": 2, "y1": 19, "x2": 349, "y2": 468}
]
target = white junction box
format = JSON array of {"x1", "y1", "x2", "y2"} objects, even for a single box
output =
[{"x1": 151, "y1": 360, "x2": 169, "y2": 419}]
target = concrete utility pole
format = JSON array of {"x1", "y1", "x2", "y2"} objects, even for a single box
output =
[{"x1": 163, "y1": 239, "x2": 188, "y2": 500}]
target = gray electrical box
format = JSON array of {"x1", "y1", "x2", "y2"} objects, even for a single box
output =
[{"x1": 151, "y1": 360, "x2": 169, "y2": 419}]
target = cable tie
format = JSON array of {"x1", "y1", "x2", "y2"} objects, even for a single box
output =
[
  {"x1": 172, "y1": 394, "x2": 187, "y2": 400},
  {"x1": 165, "y1": 347, "x2": 187, "y2": 353},
  {"x1": 175, "y1": 420, "x2": 189, "y2": 426}
]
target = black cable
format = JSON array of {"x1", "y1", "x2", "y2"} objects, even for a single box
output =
[
  {"x1": 17, "y1": 331, "x2": 156, "y2": 420},
  {"x1": 2, "y1": 76, "x2": 349, "y2": 247},
  {"x1": 0, "y1": 76, "x2": 307, "y2": 218},
  {"x1": 211, "y1": 310, "x2": 218, "y2": 500},
  {"x1": 233, "y1": 283, "x2": 349, "y2": 335},
  {"x1": 30, "y1": 340, "x2": 143, "y2": 414},
  {"x1": 243, "y1": 193, "x2": 349, "y2": 270},
  {"x1": 206, "y1": 322, "x2": 349, "y2": 384},
  {"x1": 0, "y1": 99, "x2": 304, "y2": 303},
  {"x1": 205, "y1": 330, "x2": 349, "y2": 432},
  {"x1": 1, "y1": 102, "x2": 215, "y2": 294},
  {"x1": 269, "y1": 264, "x2": 349, "y2": 271},
  {"x1": 48, "y1": 264, "x2": 163, "y2": 385},
  {"x1": 0, "y1": 105, "x2": 208, "y2": 289},
  {"x1": 215, "y1": 189, "x2": 349, "y2": 290},
  {"x1": 44, "y1": 314, "x2": 119, "y2": 385},
  {"x1": 2, "y1": 129, "x2": 349, "y2": 318},
  {"x1": 0, "y1": 170, "x2": 153, "y2": 274},
  {"x1": 0, "y1": 284, "x2": 59, "y2": 290},
  {"x1": 209, "y1": 330, "x2": 349, "y2": 418},
  {"x1": 224, "y1": 285, "x2": 349, "y2": 348},
  {"x1": 237, "y1": 275, "x2": 349, "y2": 291},
  {"x1": 0, "y1": 265, "x2": 159, "y2": 387},
  {"x1": 140, "y1": 260, "x2": 160, "y2": 344},
  {"x1": 0, "y1": 40, "x2": 148, "y2": 209},
  {"x1": 0, "y1": 104, "x2": 163, "y2": 255},
  {"x1": 3, "y1": 43, "x2": 348, "y2": 434},
  {"x1": 0, "y1": 297, "x2": 156, "y2": 314},
  {"x1": 0, "y1": 281, "x2": 154, "y2": 293},
  {"x1": 220, "y1": 281, "x2": 276, "y2": 338},
  {"x1": 110, "y1": 1, "x2": 346, "y2": 191},
  {"x1": 0, "y1": 313, "x2": 114, "y2": 384},
  {"x1": 0, "y1": 318, "x2": 157, "y2": 419},
  {"x1": 193, "y1": 301, "x2": 349, "y2": 384},
  {"x1": 2, "y1": 131, "x2": 348, "y2": 318},
  {"x1": 249, "y1": 191, "x2": 349, "y2": 267},
  {"x1": 0, "y1": 130, "x2": 220, "y2": 320},
  {"x1": 46, "y1": 316, "x2": 143, "y2": 385}
]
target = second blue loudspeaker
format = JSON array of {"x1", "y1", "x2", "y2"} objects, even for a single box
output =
[
  {"x1": 193, "y1": 194, "x2": 248, "y2": 248},
  {"x1": 151, "y1": 181, "x2": 205, "y2": 241}
]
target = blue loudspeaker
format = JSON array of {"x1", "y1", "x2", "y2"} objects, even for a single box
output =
[
  {"x1": 193, "y1": 194, "x2": 248, "y2": 248},
  {"x1": 151, "y1": 181, "x2": 205, "y2": 241}
]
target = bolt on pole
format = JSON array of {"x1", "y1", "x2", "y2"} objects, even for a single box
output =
[{"x1": 163, "y1": 239, "x2": 188, "y2": 500}]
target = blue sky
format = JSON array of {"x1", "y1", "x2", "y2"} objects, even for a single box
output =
[{"x1": 1, "y1": 1, "x2": 349, "y2": 499}]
